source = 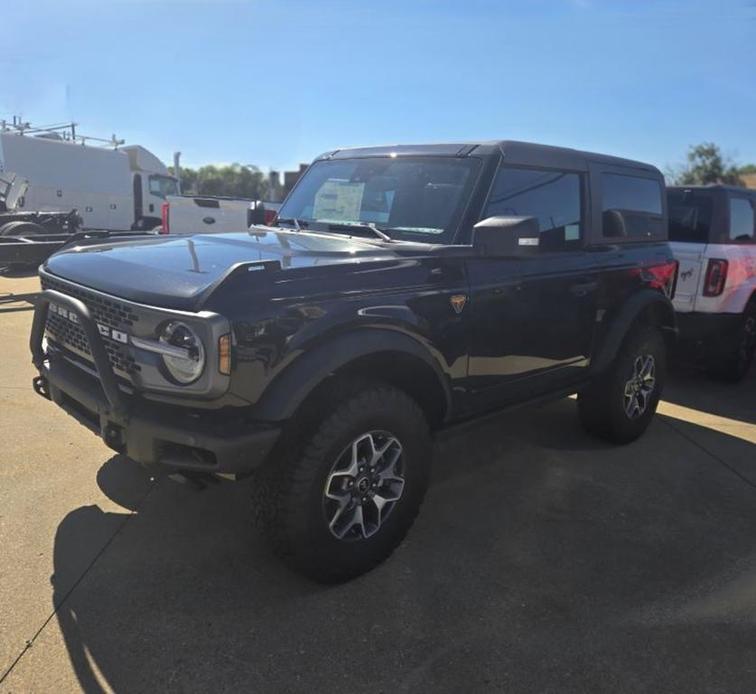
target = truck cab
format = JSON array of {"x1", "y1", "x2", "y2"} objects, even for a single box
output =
[{"x1": 122, "y1": 145, "x2": 179, "y2": 230}]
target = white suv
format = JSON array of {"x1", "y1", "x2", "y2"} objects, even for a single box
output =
[{"x1": 668, "y1": 185, "x2": 756, "y2": 381}]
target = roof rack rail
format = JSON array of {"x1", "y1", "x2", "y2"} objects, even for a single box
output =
[{"x1": 0, "y1": 115, "x2": 125, "y2": 148}]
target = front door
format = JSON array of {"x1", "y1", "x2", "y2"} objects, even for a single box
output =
[
  {"x1": 133, "y1": 173, "x2": 143, "y2": 227},
  {"x1": 464, "y1": 165, "x2": 598, "y2": 413}
]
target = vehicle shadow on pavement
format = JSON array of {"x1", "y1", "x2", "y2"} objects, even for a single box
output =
[
  {"x1": 0, "y1": 267, "x2": 38, "y2": 279},
  {"x1": 51, "y1": 457, "x2": 156, "y2": 693},
  {"x1": 664, "y1": 362, "x2": 756, "y2": 426},
  {"x1": 50, "y1": 397, "x2": 756, "y2": 693}
]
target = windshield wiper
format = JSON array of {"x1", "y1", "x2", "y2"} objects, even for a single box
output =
[
  {"x1": 276, "y1": 217, "x2": 306, "y2": 231},
  {"x1": 326, "y1": 221, "x2": 393, "y2": 242}
]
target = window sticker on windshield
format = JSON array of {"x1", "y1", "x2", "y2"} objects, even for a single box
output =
[{"x1": 313, "y1": 180, "x2": 365, "y2": 221}]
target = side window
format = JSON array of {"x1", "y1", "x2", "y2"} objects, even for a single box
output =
[
  {"x1": 601, "y1": 173, "x2": 664, "y2": 239},
  {"x1": 729, "y1": 197, "x2": 755, "y2": 242},
  {"x1": 667, "y1": 190, "x2": 713, "y2": 243},
  {"x1": 484, "y1": 167, "x2": 582, "y2": 251},
  {"x1": 148, "y1": 175, "x2": 179, "y2": 199}
]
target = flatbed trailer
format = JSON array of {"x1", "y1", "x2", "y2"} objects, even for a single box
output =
[
  {"x1": 0, "y1": 225, "x2": 157, "y2": 267},
  {"x1": 0, "y1": 230, "x2": 155, "y2": 307}
]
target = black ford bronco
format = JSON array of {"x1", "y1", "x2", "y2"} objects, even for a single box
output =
[{"x1": 30, "y1": 141, "x2": 678, "y2": 582}]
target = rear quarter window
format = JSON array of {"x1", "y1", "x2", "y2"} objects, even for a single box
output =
[
  {"x1": 728, "y1": 196, "x2": 755, "y2": 242},
  {"x1": 667, "y1": 190, "x2": 713, "y2": 243},
  {"x1": 601, "y1": 172, "x2": 665, "y2": 240}
]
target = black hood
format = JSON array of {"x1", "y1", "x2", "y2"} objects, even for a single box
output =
[{"x1": 44, "y1": 229, "x2": 402, "y2": 310}]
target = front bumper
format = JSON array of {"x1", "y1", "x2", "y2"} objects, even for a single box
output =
[
  {"x1": 676, "y1": 311, "x2": 742, "y2": 342},
  {"x1": 31, "y1": 289, "x2": 280, "y2": 475}
]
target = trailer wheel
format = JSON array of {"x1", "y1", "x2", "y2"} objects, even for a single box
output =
[{"x1": 0, "y1": 221, "x2": 48, "y2": 237}]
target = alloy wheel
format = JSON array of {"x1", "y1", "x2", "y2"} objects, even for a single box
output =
[
  {"x1": 323, "y1": 431, "x2": 405, "y2": 541},
  {"x1": 623, "y1": 354, "x2": 656, "y2": 419}
]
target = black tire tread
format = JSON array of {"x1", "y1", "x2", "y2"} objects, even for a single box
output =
[
  {"x1": 705, "y1": 305, "x2": 756, "y2": 383},
  {"x1": 579, "y1": 324, "x2": 666, "y2": 444},
  {"x1": 251, "y1": 380, "x2": 430, "y2": 582}
]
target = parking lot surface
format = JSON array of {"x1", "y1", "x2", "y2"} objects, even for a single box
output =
[{"x1": 1, "y1": 274, "x2": 755, "y2": 693}]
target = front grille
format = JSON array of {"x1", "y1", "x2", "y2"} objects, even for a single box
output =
[{"x1": 41, "y1": 276, "x2": 142, "y2": 378}]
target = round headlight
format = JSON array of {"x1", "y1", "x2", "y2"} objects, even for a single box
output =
[{"x1": 159, "y1": 321, "x2": 205, "y2": 384}]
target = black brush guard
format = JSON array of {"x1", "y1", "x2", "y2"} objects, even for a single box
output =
[
  {"x1": 31, "y1": 289, "x2": 126, "y2": 420},
  {"x1": 30, "y1": 289, "x2": 280, "y2": 473}
]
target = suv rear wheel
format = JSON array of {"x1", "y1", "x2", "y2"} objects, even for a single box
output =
[
  {"x1": 578, "y1": 325, "x2": 666, "y2": 444},
  {"x1": 252, "y1": 381, "x2": 431, "y2": 583},
  {"x1": 707, "y1": 305, "x2": 756, "y2": 383}
]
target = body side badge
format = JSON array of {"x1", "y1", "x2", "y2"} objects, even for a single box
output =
[{"x1": 450, "y1": 294, "x2": 467, "y2": 314}]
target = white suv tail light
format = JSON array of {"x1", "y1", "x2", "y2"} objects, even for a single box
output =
[{"x1": 703, "y1": 259, "x2": 728, "y2": 297}]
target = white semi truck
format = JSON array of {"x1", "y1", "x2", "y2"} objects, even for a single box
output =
[{"x1": 0, "y1": 120, "x2": 260, "y2": 235}]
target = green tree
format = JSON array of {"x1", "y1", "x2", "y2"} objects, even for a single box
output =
[
  {"x1": 169, "y1": 163, "x2": 268, "y2": 199},
  {"x1": 673, "y1": 143, "x2": 743, "y2": 185}
]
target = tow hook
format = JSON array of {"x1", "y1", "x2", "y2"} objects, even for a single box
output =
[
  {"x1": 103, "y1": 423, "x2": 124, "y2": 449},
  {"x1": 32, "y1": 376, "x2": 50, "y2": 400}
]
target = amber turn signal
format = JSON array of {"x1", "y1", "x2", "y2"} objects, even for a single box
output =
[{"x1": 218, "y1": 334, "x2": 231, "y2": 375}]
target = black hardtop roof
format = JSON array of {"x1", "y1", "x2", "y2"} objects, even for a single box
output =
[
  {"x1": 667, "y1": 183, "x2": 756, "y2": 195},
  {"x1": 315, "y1": 140, "x2": 661, "y2": 175}
]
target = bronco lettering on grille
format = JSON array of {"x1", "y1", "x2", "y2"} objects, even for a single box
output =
[
  {"x1": 51, "y1": 303, "x2": 129, "y2": 344},
  {"x1": 96, "y1": 323, "x2": 129, "y2": 344}
]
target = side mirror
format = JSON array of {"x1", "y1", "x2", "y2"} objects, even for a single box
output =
[
  {"x1": 472, "y1": 216, "x2": 540, "y2": 257},
  {"x1": 248, "y1": 201, "x2": 267, "y2": 226}
]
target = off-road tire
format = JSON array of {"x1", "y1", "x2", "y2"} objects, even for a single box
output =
[
  {"x1": 251, "y1": 381, "x2": 431, "y2": 583},
  {"x1": 706, "y1": 306, "x2": 756, "y2": 383},
  {"x1": 578, "y1": 325, "x2": 666, "y2": 444}
]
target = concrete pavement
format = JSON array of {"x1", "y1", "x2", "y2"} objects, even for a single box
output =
[{"x1": 1, "y1": 273, "x2": 754, "y2": 693}]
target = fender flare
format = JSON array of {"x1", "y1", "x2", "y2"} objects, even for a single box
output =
[
  {"x1": 252, "y1": 328, "x2": 453, "y2": 422},
  {"x1": 592, "y1": 290, "x2": 677, "y2": 374}
]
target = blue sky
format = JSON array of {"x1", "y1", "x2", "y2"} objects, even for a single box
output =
[{"x1": 3, "y1": 0, "x2": 755, "y2": 174}]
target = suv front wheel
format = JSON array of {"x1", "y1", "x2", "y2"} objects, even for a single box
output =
[
  {"x1": 253, "y1": 382, "x2": 431, "y2": 583},
  {"x1": 578, "y1": 325, "x2": 666, "y2": 444}
]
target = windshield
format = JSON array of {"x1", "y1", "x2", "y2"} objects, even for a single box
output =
[
  {"x1": 149, "y1": 174, "x2": 179, "y2": 198},
  {"x1": 277, "y1": 156, "x2": 481, "y2": 243},
  {"x1": 668, "y1": 190, "x2": 713, "y2": 243}
]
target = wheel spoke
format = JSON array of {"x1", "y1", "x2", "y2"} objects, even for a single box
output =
[
  {"x1": 326, "y1": 436, "x2": 365, "y2": 487},
  {"x1": 373, "y1": 436, "x2": 396, "y2": 464},
  {"x1": 363, "y1": 433, "x2": 378, "y2": 464},
  {"x1": 327, "y1": 493, "x2": 353, "y2": 535},
  {"x1": 377, "y1": 478, "x2": 404, "y2": 502},
  {"x1": 336, "y1": 504, "x2": 366, "y2": 539},
  {"x1": 325, "y1": 487, "x2": 350, "y2": 504},
  {"x1": 640, "y1": 355, "x2": 655, "y2": 381},
  {"x1": 633, "y1": 356, "x2": 644, "y2": 378},
  {"x1": 639, "y1": 380, "x2": 655, "y2": 397},
  {"x1": 377, "y1": 443, "x2": 402, "y2": 480},
  {"x1": 370, "y1": 494, "x2": 390, "y2": 527}
]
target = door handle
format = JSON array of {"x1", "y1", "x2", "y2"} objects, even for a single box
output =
[{"x1": 569, "y1": 281, "x2": 598, "y2": 297}]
